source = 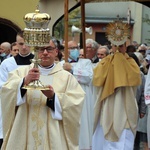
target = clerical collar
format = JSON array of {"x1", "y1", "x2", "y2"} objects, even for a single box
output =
[
  {"x1": 39, "y1": 63, "x2": 54, "y2": 69},
  {"x1": 91, "y1": 55, "x2": 97, "y2": 63},
  {"x1": 39, "y1": 63, "x2": 55, "y2": 75},
  {"x1": 19, "y1": 52, "x2": 31, "y2": 57},
  {"x1": 68, "y1": 58, "x2": 77, "y2": 63}
]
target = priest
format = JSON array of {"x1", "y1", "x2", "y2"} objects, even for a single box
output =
[
  {"x1": 0, "y1": 38, "x2": 85, "y2": 150},
  {"x1": 92, "y1": 20, "x2": 141, "y2": 150},
  {"x1": 92, "y1": 44, "x2": 141, "y2": 150}
]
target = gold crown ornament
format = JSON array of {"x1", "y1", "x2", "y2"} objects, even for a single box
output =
[
  {"x1": 106, "y1": 20, "x2": 130, "y2": 46},
  {"x1": 22, "y1": 8, "x2": 51, "y2": 90},
  {"x1": 23, "y1": 9, "x2": 51, "y2": 47}
]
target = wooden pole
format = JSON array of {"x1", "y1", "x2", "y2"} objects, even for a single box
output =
[
  {"x1": 64, "y1": 0, "x2": 69, "y2": 62},
  {"x1": 81, "y1": 0, "x2": 86, "y2": 58}
]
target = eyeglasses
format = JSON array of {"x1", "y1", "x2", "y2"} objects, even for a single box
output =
[
  {"x1": 79, "y1": 54, "x2": 84, "y2": 56},
  {"x1": 139, "y1": 50, "x2": 146, "y2": 53},
  {"x1": 68, "y1": 46, "x2": 79, "y2": 50},
  {"x1": 38, "y1": 46, "x2": 56, "y2": 53}
]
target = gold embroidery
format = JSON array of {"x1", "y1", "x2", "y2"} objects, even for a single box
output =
[{"x1": 28, "y1": 90, "x2": 45, "y2": 150}]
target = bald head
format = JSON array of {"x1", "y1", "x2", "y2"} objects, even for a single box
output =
[
  {"x1": 0, "y1": 42, "x2": 11, "y2": 55},
  {"x1": 68, "y1": 41, "x2": 78, "y2": 50}
]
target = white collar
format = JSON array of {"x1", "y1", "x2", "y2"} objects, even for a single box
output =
[{"x1": 38, "y1": 63, "x2": 55, "y2": 75}]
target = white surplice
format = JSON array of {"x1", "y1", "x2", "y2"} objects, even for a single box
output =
[
  {"x1": 0, "y1": 57, "x2": 26, "y2": 139},
  {"x1": 72, "y1": 59, "x2": 95, "y2": 150}
]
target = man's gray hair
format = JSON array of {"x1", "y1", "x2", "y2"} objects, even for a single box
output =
[
  {"x1": 86, "y1": 38, "x2": 99, "y2": 50},
  {"x1": 51, "y1": 37, "x2": 58, "y2": 48},
  {"x1": 98, "y1": 46, "x2": 110, "y2": 55}
]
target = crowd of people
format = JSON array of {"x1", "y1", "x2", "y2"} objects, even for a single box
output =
[{"x1": 0, "y1": 30, "x2": 150, "y2": 150}]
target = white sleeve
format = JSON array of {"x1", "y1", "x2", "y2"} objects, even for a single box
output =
[
  {"x1": 73, "y1": 59, "x2": 93, "y2": 85},
  {"x1": 51, "y1": 94, "x2": 62, "y2": 120},
  {"x1": 16, "y1": 78, "x2": 26, "y2": 106},
  {"x1": 145, "y1": 70, "x2": 150, "y2": 105},
  {"x1": 0, "y1": 62, "x2": 9, "y2": 88},
  {"x1": 17, "y1": 80, "x2": 62, "y2": 119}
]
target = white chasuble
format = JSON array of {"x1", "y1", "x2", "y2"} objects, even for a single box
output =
[{"x1": 1, "y1": 63, "x2": 85, "y2": 150}]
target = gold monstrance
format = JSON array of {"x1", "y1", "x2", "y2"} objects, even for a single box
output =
[
  {"x1": 23, "y1": 9, "x2": 51, "y2": 90},
  {"x1": 106, "y1": 19, "x2": 130, "y2": 47}
]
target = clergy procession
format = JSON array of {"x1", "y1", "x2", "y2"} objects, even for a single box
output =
[{"x1": 0, "y1": 0, "x2": 150, "y2": 150}]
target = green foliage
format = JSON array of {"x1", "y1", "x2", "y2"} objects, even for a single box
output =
[
  {"x1": 142, "y1": 14, "x2": 150, "y2": 44},
  {"x1": 54, "y1": 7, "x2": 81, "y2": 40},
  {"x1": 143, "y1": 14, "x2": 150, "y2": 25}
]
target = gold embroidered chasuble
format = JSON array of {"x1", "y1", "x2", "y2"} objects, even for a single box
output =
[
  {"x1": 1, "y1": 63, "x2": 85, "y2": 150},
  {"x1": 93, "y1": 52, "x2": 141, "y2": 142}
]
